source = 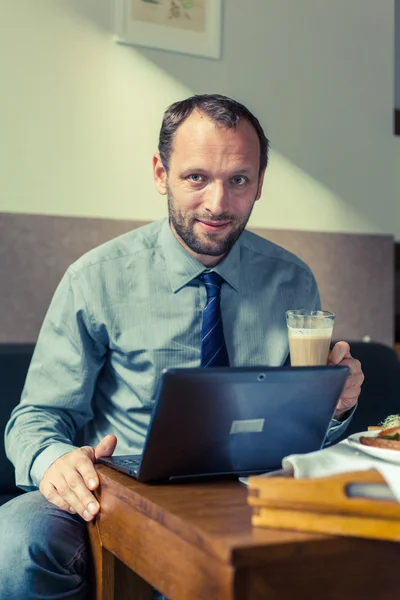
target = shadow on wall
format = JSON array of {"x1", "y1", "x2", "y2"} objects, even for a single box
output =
[
  {"x1": 69, "y1": 0, "x2": 393, "y2": 235},
  {"x1": 68, "y1": 0, "x2": 112, "y2": 32}
]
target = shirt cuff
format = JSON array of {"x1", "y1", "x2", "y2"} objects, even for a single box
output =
[
  {"x1": 323, "y1": 403, "x2": 358, "y2": 447},
  {"x1": 30, "y1": 442, "x2": 78, "y2": 488}
]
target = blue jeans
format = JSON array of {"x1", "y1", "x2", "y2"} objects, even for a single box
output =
[
  {"x1": 0, "y1": 491, "x2": 167, "y2": 600},
  {"x1": 0, "y1": 491, "x2": 89, "y2": 600}
]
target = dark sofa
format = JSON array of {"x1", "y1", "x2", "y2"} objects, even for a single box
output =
[
  {"x1": 0, "y1": 344, "x2": 35, "y2": 506},
  {"x1": 0, "y1": 341, "x2": 399, "y2": 507},
  {"x1": 335, "y1": 340, "x2": 400, "y2": 438}
]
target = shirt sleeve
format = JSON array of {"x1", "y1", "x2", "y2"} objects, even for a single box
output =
[
  {"x1": 4, "y1": 268, "x2": 108, "y2": 490},
  {"x1": 324, "y1": 404, "x2": 357, "y2": 446}
]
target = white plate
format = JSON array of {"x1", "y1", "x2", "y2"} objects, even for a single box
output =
[{"x1": 347, "y1": 430, "x2": 400, "y2": 465}]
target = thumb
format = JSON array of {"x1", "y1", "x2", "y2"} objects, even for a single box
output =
[
  {"x1": 94, "y1": 434, "x2": 118, "y2": 460},
  {"x1": 328, "y1": 341, "x2": 351, "y2": 365}
]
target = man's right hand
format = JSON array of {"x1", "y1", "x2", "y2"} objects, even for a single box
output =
[{"x1": 39, "y1": 434, "x2": 117, "y2": 521}]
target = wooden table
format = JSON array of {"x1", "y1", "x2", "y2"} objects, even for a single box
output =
[{"x1": 89, "y1": 465, "x2": 399, "y2": 600}]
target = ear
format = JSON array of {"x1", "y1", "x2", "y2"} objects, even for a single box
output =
[
  {"x1": 255, "y1": 169, "x2": 266, "y2": 201},
  {"x1": 153, "y1": 153, "x2": 167, "y2": 195}
]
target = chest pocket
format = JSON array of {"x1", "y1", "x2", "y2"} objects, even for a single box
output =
[{"x1": 108, "y1": 301, "x2": 201, "y2": 408}]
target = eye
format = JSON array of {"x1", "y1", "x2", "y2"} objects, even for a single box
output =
[
  {"x1": 232, "y1": 176, "x2": 246, "y2": 185},
  {"x1": 188, "y1": 174, "x2": 203, "y2": 183}
]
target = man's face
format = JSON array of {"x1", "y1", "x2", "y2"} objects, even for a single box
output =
[{"x1": 153, "y1": 111, "x2": 265, "y2": 267}]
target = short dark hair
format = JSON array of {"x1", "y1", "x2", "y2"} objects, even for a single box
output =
[{"x1": 158, "y1": 94, "x2": 270, "y2": 176}]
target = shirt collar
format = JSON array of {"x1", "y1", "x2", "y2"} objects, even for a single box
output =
[{"x1": 160, "y1": 218, "x2": 241, "y2": 293}]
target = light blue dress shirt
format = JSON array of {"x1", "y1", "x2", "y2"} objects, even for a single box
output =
[{"x1": 5, "y1": 219, "x2": 352, "y2": 490}]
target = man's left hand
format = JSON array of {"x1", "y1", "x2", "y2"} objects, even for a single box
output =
[{"x1": 328, "y1": 341, "x2": 364, "y2": 419}]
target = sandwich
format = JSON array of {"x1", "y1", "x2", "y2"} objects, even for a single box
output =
[{"x1": 359, "y1": 414, "x2": 400, "y2": 451}]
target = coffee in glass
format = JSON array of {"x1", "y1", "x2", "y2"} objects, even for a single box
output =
[{"x1": 286, "y1": 309, "x2": 335, "y2": 366}]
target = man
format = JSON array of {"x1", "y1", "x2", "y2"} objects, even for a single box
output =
[{"x1": 1, "y1": 94, "x2": 363, "y2": 599}]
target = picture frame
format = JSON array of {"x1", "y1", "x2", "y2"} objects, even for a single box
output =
[{"x1": 113, "y1": 0, "x2": 222, "y2": 60}]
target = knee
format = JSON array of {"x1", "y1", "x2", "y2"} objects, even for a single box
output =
[
  {"x1": 2, "y1": 492, "x2": 57, "y2": 552},
  {"x1": 1, "y1": 492, "x2": 42, "y2": 555}
]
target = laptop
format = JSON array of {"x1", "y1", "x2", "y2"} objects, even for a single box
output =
[{"x1": 98, "y1": 365, "x2": 349, "y2": 483}]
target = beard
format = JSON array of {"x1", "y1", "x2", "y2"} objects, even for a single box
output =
[{"x1": 167, "y1": 185, "x2": 256, "y2": 257}]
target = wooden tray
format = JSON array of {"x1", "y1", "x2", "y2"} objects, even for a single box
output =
[{"x1": 247, "y1": 469, "x2": 400, "y2": 542}]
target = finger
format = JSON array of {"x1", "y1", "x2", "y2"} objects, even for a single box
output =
[
  {"x1": 338, "y1": 376, "x2": 363, "y2": 403},
  {"x1": 48, "y1": 471, "x2": 92, "y2": 518},
  {"x1": 50, "y1": 463, "x2": 99, "y2": 520},
  {"x1": 343, "y1": 373, "x2": 364, "y2": 391},
  {"x1": 340, "y1": 384, "x2": 361, "y2": 400},
  {"x1": 74, "y1": 448, "x2": 101, "y2": 491},
  {"x1": 335, "y1": 377, "x2": 363, "y2": 413},
  {"x1": 339, "y1": 389, "x2": 361, "y2": 403},
  {"x1": 342, "y1": 365, "x2": 364, "y2": 385},
  {"x1": 94, "y1": 434, "x2": 118, "y2": 460},
  {"x1": 335, "y1": 390, "x2": 359, "y2": 410},
  {"x1": 61, "y1": 469, "x2": 100, "y2": 520},
  {"x1": 338, "y1": 357, "x2": 362, "y2": 374},
  {"x1": 335, "y1": 397, "x2": 358, "y2": 415},
  {"x1": 328, "y1": 341, "x2": 351, "y2": 365},
  {"x1": 341, "y1": 380, "x2": 363, "y2": 397},
  {"x1": 39, "y1": 481, "x2": 77, "y2": 515}
]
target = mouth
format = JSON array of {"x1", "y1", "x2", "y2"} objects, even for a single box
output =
[{"x1": 196, "y1": 219, "x2": 231, "y2": 233}]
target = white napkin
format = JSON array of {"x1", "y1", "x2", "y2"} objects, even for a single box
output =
[{"x1": 282, "y1": 439, "x2": 400, "y2": 501}]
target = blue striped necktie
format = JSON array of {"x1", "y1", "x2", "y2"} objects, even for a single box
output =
[{"x1": 198, "y1": 272, "x2": 229, "y2": 367}]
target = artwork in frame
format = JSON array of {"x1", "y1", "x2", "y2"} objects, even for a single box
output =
[{"x1": 113, "y1": 0, "x2": 222, "y2": 59}]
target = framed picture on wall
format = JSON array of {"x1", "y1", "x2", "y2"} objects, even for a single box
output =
[{"x1": 113, "y1": 0, "x2": 222, "y2": 60}]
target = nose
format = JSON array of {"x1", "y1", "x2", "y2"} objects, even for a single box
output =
[{"x1": 203, "y1": 181, "x2": 229, "y2": 216}]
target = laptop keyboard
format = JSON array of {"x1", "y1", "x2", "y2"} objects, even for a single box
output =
[{"x1": 117, "y1": 457, "x2": 141, "y2": 469}]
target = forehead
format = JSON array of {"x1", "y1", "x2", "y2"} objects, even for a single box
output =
[{"x1": 170, "y1": 111, "x2": 260, "y2": 169}]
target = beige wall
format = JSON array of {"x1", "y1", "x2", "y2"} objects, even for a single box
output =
[{"x1": 0, "y1": 0, "x2": 396, "y2": 237}]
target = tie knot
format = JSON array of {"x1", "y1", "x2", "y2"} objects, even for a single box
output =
[{"x1": 198, "y1": 272, "x2": 224, "y2": 299}]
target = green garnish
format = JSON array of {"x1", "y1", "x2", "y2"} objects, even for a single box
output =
[{"x1": 379, "y1": 414, "x2": 400, "y2": 429}]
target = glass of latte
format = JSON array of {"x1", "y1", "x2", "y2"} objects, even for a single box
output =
[{"x1": 286, "y1": 309, "x2": 335, "y2": 366}]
